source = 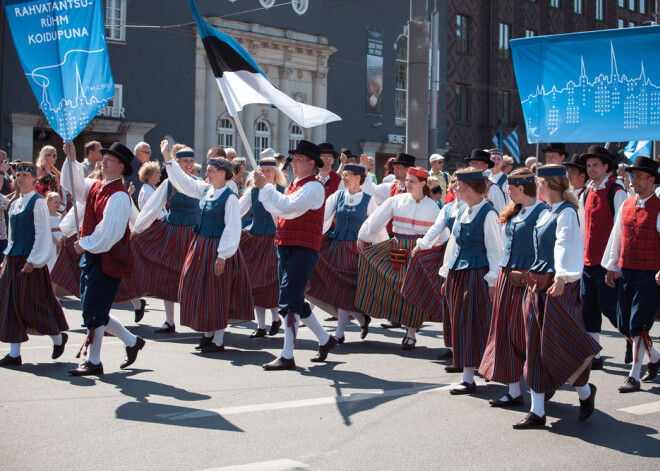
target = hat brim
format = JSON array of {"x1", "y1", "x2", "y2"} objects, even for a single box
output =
[
  {"x1": 543, "y1": 147, "x2": 569, "y2": 157},
  {"x1": 320, "y1": 150, "x2": 339, "y2": 158},
  {"x1": 289, "y1": 149, "x2": 324, "y2": 169},
  {"x1": 466, "y1": 157, "x2": 495, "y2": 169},
  {"x1": 101, "y1": 148, "x2": 134, "y2": 176},
  {"x1": 579, "y1": 153, "x2": 615, "y2": 173},
  {"x1": 627, "y1": 166, "x2": 660, "y2": 184},
  {"x1": 563, "y1": 162, "x2": 587, "y2": 172}
]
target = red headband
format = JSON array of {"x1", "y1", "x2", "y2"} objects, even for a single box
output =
[{"x1": 407, "y1": 167, "x2": 428, "y2": 179}]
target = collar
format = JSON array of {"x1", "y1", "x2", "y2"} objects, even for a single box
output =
[
  {"x1": 19, "y1": 190, "x2": 36, "y2": 199},
  {"x1": 293, "y1": 173, "x2": 316, "y2": 184},
  {"x1": 102, "y1": 177, "x2": 122, "y2": 187},
  {"x1": 588, "y1": 172, "x2": 614, "y2": 190},
  {"x1": 636, "y1": 193, "x2": 654, "y2": 206}
]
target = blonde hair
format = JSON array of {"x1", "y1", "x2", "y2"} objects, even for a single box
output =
[
  {"x1": 37, "y1": 145, "x2": 57, "y2": 168},
  {"x1": 245, "y1": 158, "x2": 287, "y2": 189},
  {"x1": 193, "y1": 163, "x2": 202, "y2": 176},
  {"x1": 45, "y1": 191, "x2": 61, "y2": 204},
  {"x1": 538, "y1": 164, "x2": 579, "y2": 209},
  {"x1": 138, "y1": 161, "x2": 161, "y2": 184},
  {"x1": 171, "y1": 144, "x2": 190, "y2": 160}
]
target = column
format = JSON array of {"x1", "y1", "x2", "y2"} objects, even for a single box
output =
[
  {"x1": 311, "y1": 70, "x2": 327, "y2": 144},
  {"x1": 277, "y1": 65, "x2": 293, "y2": 153},
  {"x1": 204, "y1": 66, "x2": 218, "y2": 157}
]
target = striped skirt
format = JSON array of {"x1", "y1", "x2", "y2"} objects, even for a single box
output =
[
  {"x1": 307, "y1": 238, "x2": 360, "y2": 311},
  {"x1": 523, "y1": 280, "x2": 601, "y2": 393},
  {"x1": 0, "y1": 255, "x2": 68, "y2": 343},
  {"x1": 132, "y1": 221, "x2": 195, "y2": 301},
  {"x1": 355, "y1": 238, "x2": 429, "y2": 329},
  {"x1": 239, "y1": 230, "x2": 278, "y2": 309},
  {"x1": 178, "y1": 235, "x2": 254, "y2": 332},
  {"x1": 401, "y1": 244, "x2": 446, "y2": 322},
  {"x1": 446, "y1": 267, "x2": 492, "y2": 368},
  {"x1": 479, "y1": 268, "x2": 527, "y2": 384},
  {"x1": 51, "y1": 235, "x2": 143, "y2": 302}
]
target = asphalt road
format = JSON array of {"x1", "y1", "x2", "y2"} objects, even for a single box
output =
[{"x1": 1, "y1": 296, "x2": 659, "y2": 470}]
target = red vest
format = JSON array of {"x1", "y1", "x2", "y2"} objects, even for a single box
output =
[
  {"x1": 81, "y1": 179, "x2": 133, "y2": 278},
  {"x1": 583, "y1": 174, "x2": 624, "y2": 266},
  {"x1": 386, "y1": 181, "x2": 407, "y2": 235},
  {"x1": 620, "y1": 194, "x2": 660, "y2": 270},
  {"x1": 275, "y1": 175, "x2": 325, "y2": 251},
  {"x1": 317, "y1": 170, "x2": 341, "y2": 201}
]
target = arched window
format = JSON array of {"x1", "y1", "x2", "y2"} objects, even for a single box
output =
[
  {"x1": 292, "y1": 0, "x2": 309, "y2": 15},
  {"x1": 289, "y1": 124, "x2": 304, "y2": 151},
  {"x1": 254, "y1": 119, "x2": 271, "y2": 156},
  {"x1": 395, "y1": 34, "x2": 408, "y2": 126},
  {"x1": 217, "y1": 116, "x2": 235, "y2": 148}
]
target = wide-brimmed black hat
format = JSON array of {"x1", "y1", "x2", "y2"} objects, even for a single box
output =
[
  {"x1": 100, "y1": 142, "x2": 135, "y2": 176},
  {"x1": 626, "y1": 156, "x2": 660, "y2": 183},
  {"x1": 318, "y1": 142, "x2": 339, "y2": 158},
  {"x1": 389, "y1": 152, "x2": 416, "y2": 167},
  {"x1": 340, "y1": 147, "x2": 357, "y2": 159},
  {"x1": 563, "y1": 153, "x2": 587, "y2": 174},
  {"x1": 465, "y1": 149, "x2": 494, "y2": 168},
  {"x1": 289, "y1": 140, "x2": 324, "y2": 168},
  {"x1": 543, "y1": 143, "x2": 569, "y2": 157},
  {"x1": 579, "y1": 145, "x2": 615, "y2": 173}
]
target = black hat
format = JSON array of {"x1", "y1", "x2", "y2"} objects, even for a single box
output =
[
  {"x1": 579, "y1": 145, "x2": 615, "y2": 173},
  {"x1": 543, "y1": 143, "x2": 569, "y2": 157},
  {"x1": 289, "y1": 140, "x2": 324, "y2": 168},
  {"x1": 341, "y1": 147, "x2": 357, "y2": 159},
  {"x1": 100, "y1": 142, "x2": 135, "y2": 176},
  {"x1": 389, "y1": 152, "x2": 416, "y2": 167},
  {"x1": 626, "y1": 156, "x2": 660, "y2": 184},
  {"x1": 563, "y1": 153, "x2": 587, "y2": 174},
  {"x1": 318, "y1": 143, "x2": 339, "y2": 158},
  {"x1": 465, "y1": 149, "x2": 494, "y2": 168}
]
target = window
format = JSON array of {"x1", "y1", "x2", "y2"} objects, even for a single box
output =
[
  {"x1": 498, "y1": 23, "x2": 511, "y2": 60},
  {"x1": 618, "y1": 19, "x2": 625, "y2": 28},
  {"x1": 455, "y1": 85, "x2": 468, "y2": 123},
  {"x1": 292, "y1": 0, "x2": 308, "y2": 15},
  {"x1": 618, "y1": 0, "x2": 625, "y2": 7},
  {"x1": 217, "y1": 116, "x2": 235, "y2": 148},
  {"x1": 596, "y1": 0, "x2": 604, "y2": 20},
  {"x1": 525, "y1": 29, "x2": 536, "y2": 38},
  {"x1": 289, "y1": 124, "x2": 304, "y2": 151},
  {"x1": 254, "y1": 120, "x2": 271, "y2": 156},
  {"x1": 259, "y1": 0, "x2": 275, "y2": 8},
  {"x1": 551, "y1": 0, "x2": 560, "y2": 7},
  {"x1": 98, "y1": 84, "x2": 125, "y2": 118},
  {"x1": 395, "y1": 35, "x2": 408, "y2": 126},
  {"x1": 574, "y1": 0, "x2": 582, "y2": 14},
  {"x1": 105, "y1": 0, "x2": 126, "y2": 42},
  {"x1": 640, "y1": 0, "x2": 646, "y2": 14},
  {"x1": 497, "y1": 91, "x2": 511, "y2": 126},
  {"x1": 456, "y1": 15, "x2": 469, "y2": 53},
  {"x1": 629, "y1": 21, "x2": 635, "y2": 27},
  {"x1": 629, "y1": 0, "x2": 635, "y2": 10}
]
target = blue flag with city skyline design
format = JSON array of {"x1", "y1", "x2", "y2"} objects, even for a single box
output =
[
  {"x1": 511, "y1": 26, "x2": 660, "y2": 144},
  {"x1": 2, "y1": 0, "x2": 114, "y2": 141}
]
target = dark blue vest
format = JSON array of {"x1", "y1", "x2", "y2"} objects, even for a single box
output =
[
  {"x1": 500, "y1": 203, "x2": 548, "y2": 269},
  {"x1": 194, "y1": 186, "x2": 235, "y2": 238},
  {"x1": 327, "y1": 191, "x2": 371, "y2": 241},
  {"x1": 245, "y1": 185, "x2": 284, "y2": 236},
  {"x1": 449, "y1": 202, "x2": 496, "y2": 270},
  {"x1": 164, "y1": 178, "x2": 201, "y2": 226},
  {"x1": 8, "y1": 193, "x2": 40, "y2": 256},
  {"x1": 443, "y1": 200, "x2": 466, "y2": 232},
  {"x1": 530, "y1": 201, "x2": 576, "y2": 274}
]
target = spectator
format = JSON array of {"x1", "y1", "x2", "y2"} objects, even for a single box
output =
[
  {"x1": 207, "y1": 146, "x2": 226, "y2": 164},
  {"x1": 502, "y1": 155, "x2": 515, "y2": 175},
  {"x1": 430, "y1": 184, "x2": 443, "y2": 208},
  {"x1": 35, "y1": 145, "x2": 61, "y2": 197},
  {"x1": 137, "y1": 161, "x2": 161, "y2": 210},
  {"x1": 225, "y1": 147, "x2": 237, "y2": 162},
  {"x1": 429, "y1": 154, "x2": 450, "y2": 204},
  {"x1": 525, "y1": 156, "x2": 537, "y2": 171},
  {"x1": 45, "y1": 191, "x2": 63, "y2": 272},
  {"x1": 82, "y1": 141, "x2": 102, "y2": 177},
  {"x1": 125, "y1": 141, "x2": 152, "y2": 202},
  {"x1": 0, "y1": 150, "x2": 14, "y2": 195},
  {"x1": 382, "y1": 156, "x2": 396, "y2": 183},
  {"x1": 192, "y1": 163, "x2": 202, "y2": 177},
  {"x1": 228, "y1": 157, "x2": 247, "y2": 195}
]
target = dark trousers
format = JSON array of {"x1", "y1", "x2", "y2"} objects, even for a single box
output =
[
  {"x1": 617, "y1": 268, "x2": 660, "y2": 338},
  {"x1": 580, "y1": 264, "x2": 618, "y2": 333},
  {"x1": 276, "y1": 245, "x2": 319, "y2": 319},
  {"x1": 80, "y1": 253, "x2": 121, "y2": 329}
]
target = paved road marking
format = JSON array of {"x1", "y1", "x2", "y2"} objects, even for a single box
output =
[
  {"x1": 202, "y1": 459, "x2": 310, "y2": 470},
  {"x1": 618, "y1": 401, "x2": 660, "y2": 415},
  {"x1": 161, "y1": 384, "x2": 451, "y2": 421},
  {"x1": 0, "y1": 335, "x2": 202, "y2": 352}
]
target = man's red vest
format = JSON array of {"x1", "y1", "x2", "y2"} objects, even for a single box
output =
[
  {"x1": 275, "y1": 174, "x2": 325, "y2": 252},
  {"x1": 81, "y1": 179, "x2": 133, "y2": 278},
  {"x1": 619, "y1": 194, "x2": 660, "y2": 271},
  {"x1": 386, "y1": 181, "x2": 407, "y2": 235},
  {"x1": 584, "y1": 174, "x2": 624, "y2": 266},
  {"x1": 317, "y1": 170, "x2": 341, "y2": 201}
]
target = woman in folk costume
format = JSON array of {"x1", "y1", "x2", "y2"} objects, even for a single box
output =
[
  {"x1": 478, "y1": 169, "x2": 548, "y2": 408},
  {"x1": 307, "y1": 164, "x2": 380, "y2": 343},
  {"x1": 162, "y1": 143, "x2": 253, "y2": 353},
  {"x1": 0, "y1": 162, "x2": 68, "y2": 367},
  {"x1": 132, "y1": 144, "x2": 200, "y2": 333},
  {"x1": 355, "y1": 166, "x2": 440, "y2": 349},
  {"x1": 438, "y1": 166, "x2": 503, "y2": 395},
  {"x1": 238, "y1": 158, "x2": 286, "y2": 338},
  {"x1": 513, "y1": 165, "x2": 600, "y2": 429}
]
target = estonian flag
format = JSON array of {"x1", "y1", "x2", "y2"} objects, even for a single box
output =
[{"x1": 189, "y1": 0, "x2": 341, "y2": 128}]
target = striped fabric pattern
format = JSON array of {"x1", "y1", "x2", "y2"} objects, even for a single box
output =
[
  {"x1": 355, "y1": 238, "x2": 429, "y2": 329},
  {"x1": 523, "y1": 281, "x2": 601, "y2": 392},
  {"x1": 446, "y1": 267, "x2": 491, "y2": 368},
  {"x1": 479, "y1": 268, "x2": 527, "y2": 383},
  {"x1": 401, "y1": 245, "x2": 446, "y2": 322},
  {"x1": 178, "y1": 235, "x2": 254, "y2": 332},
  {"x1": 307, "y1": 238, "x2": 361, "y2": 310},
  {"x1": 0, "y1": 255, "x2": 68, "y2": 343},
  {"x1": 239, "y1": 230, "x2": 279, "y2": 308}
]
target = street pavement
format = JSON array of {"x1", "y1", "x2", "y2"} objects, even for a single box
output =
[{"x1": 1, "y1": 296, "x2": 659, "y2": 470}]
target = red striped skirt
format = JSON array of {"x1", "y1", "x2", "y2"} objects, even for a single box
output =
[
  {"x1": 239, "y1": 230, "x2": 278, "y2": 308},
  {"x1": 479, "y1": 268, "x2": 527, "y2": 383},
  {"x1": 51, "y1": 236, "x2": 143, "y2": 302},
  {"x1": 354, "y1": 238, "x2": 429, "y2": 329},
  {"x1": 401, "y1": 244, "x2": 446, "y2": 322},
  {"x1": 178, "y1": 235, "x2": 254, "y2": 332},
  {"x1": 132, "y1": 221, "x2": 195, "y2": 301},
  {"x1": 307, "y1": 238, "x2": 360, "y2": 311},
  {"x1": 0, "y1": 255, "x2": 68, "y2": 343},
  {"x1": 446, "y1": 267, "x2": 492, "y2": 368},
  {"x1": 523, "y1": 280, "x2": 601, "y2": 393}
]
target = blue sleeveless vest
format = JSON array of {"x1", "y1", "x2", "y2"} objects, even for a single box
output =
[
  {"x1": 194, "y1": 186, "x2": 235, "y2": 238},
  {"x1": 449, "y1": 202, "x2": 496, "y2": 270},
  {"x1": 500, "y1": 203, "x2": 548, "y2": 269},
  {"x1": 164, "y1": 178, "x2": 201, "y2": 226},
  {"x1": 7, "y1": 193, "x2": 41, "y2": 256},
  {"x1": 327, "y1": 191, "x2": 371, "y2": 241},
  {"x1": 443, "y1": 200, "x2": 466, "y2": 232},
  {"x1": 246, "y1": 184, "x2": 284, "y2": 236},
  {"x1": 530, "y1": 201, "x2": 576, "y2": 274}
]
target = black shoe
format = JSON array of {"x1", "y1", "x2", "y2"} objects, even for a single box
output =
[
  {"x1": 513, "y1": 412, "x2": 546, "y2": 429},
  {"x1": 69, "y1": 360, "x2": 103, "y2": 376},
  {"x1": 336, "y1": 335, "x2": 345, "y2": 344},
  {"x1": 360, "y1": 315, "x2": 371, "y2": 340},
  {"x1": 444, "y1": 365, "x2": 463, "y2": 373},
  {"x1": 154, "y1": 322, "x2": 175, "y2": 334},
  {"x1": 51, "y1": 332, "x2": 68, "y2": 360},
  {"x1": 436, "y1": 348, "x2": 453, "y2": 361},
  {"x1": 641, "y1": 358, "x2": 660, "y2": 382},
  {"x1": 134, "y1": 299, "x2": 147, "y2": 323},
  {"x1": 591, "y1": 357, "x2": 603, "y2": 370},
  {"x1": 544, "y1": 389, "x2": 556, "y2": 402},
  {"x1": 619, "y1": 376, "x2": 641, "y2": 393},
  {"x1": 401, "y1": 336, "x2": 416, "y2": 350},
  {"x1": 624, "y1": 341, "x2": 633, "y2": 364},
  {"x1": 578, "y1": 383, "x2": 597, "y2": 422},
  {"x1": 200, "y1": 342, "x2": 225, "y2": 353},
  {"x1": 324, "y1": 316, "x2": 337, "y2": 322},
  {"x1": 310, "y1": 335, "x2": 338, "y2": 362},
  {"x1": 120, "y1": 337, "x2": 145, "y2": 369},
  {"x1": 269, "y1": 320, "x2": 282, "y2": 336},
  {"x1": 449, "y1": 381, "x2": 477, "y2": 395},
  {"x1": 250, "y1": 328, "x2": 268, "y2": 339},
  {"x1": 489, "y1": 393, "x2": 525, "y2": 408},
  {"x1": 380, "y1": 321, "x2": 401, "y2": 329},
  {"x1": 0, "y1": 354, "x2": 21, "y2": 367},
  {"x1": 195, "y1": 335, "x2": 212, "y2": 350},
  {"x1": 262, "y1": 356, "x2": 296, "y2": 370}
]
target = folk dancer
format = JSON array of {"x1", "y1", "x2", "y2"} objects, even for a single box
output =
[
  {"x1": 488, "y1": 148, "x2": 509, "y2": 205},
  {"x1": 464, "y1": 150, "x2": 506, "y2": 214}
]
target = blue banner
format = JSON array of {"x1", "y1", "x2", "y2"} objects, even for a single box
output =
[
  {"x1": 511, "y1": 26, "x2": 660, "y2": 144},
  {"x1": 2, "y1": 0, "x2": 114, "y2": 141}
]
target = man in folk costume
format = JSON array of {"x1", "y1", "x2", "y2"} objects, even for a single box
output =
[
  {"x1": 464, "y1": 149, "x2": 506, "y2": 214},
  {"x1": 62, "y1": 142, "x2": 146, "y2": 376},
  {"x1": 564, "y1": 154, "x2": 588, "y2": 199},
  {"x1": 578, "y1": 145, "x2": 628, "y2": 369},
  {"x1": 542, "y1": 143, "x2": 569, "y2": 166},
  {"x1": 254, "y1": 140, "x2": 337, "y2": 370},
  {"x1": 603, "y1": 156, "x2": 660, "y2": 393},
  {"x1": 316, "y1": 143, "x2": 342, "y2": 200}
]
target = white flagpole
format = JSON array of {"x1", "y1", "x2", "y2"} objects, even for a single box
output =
[{"x1": 230, "y1": 115, "x2": 258, "y2": 170}]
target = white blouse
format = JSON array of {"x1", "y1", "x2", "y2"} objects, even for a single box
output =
[
  {"x1": 374, "y1": 180, "x2": 405, "y2": 205},
  {"x1": 487, "y1": 183, "x2": 506, "y2": 214},
  {"x1": 258, "y1": 176, "x2": 325, "y2": 220},
  {"x1": 499, "y1": 201, "x2": 549, "y2": 241},
  {"x1": 535, "y1": 201, "x2": 584, "y2": 282},
  {"x1": 4, "y1": 191, "x2": 53, "y2": 268},
  {"x1": 322, "y1": 189, "x2": 383, "y2": 238}
]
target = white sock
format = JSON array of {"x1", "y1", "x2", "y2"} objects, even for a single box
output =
[
  {"x1": 88, "y1": 326, "x2": 105, "y2": 365},
  {"x1": 507, "y1": 382, "x2": 522, "y2": 399},
  {"x1": 649, "y1": 346, "x2": 660, "y2": 364},
  {"x1": 130, "y1": 298, "x2": 141, "y2": 310},
  {"x1": 335, "y1": 309, "x2": 350, "y2": 338},
  {"x1": 630, "y1": 336, "x2": 646, "y2": 380},
  {"x1": 301, "y1": 313, "x2": 330, "y2": 346},
  {"x1": 270, "y1": 309, "x2": 280, "y2": 324},
  {"x1": 406, "y1": 326, "x2": 416, "y2": 340},
  {"x1": 462, "y1": 367, "x2": 475, "y2": 384},
  {"x1": 589, "y1": 332, "x2": 601, "y2": 358},
  {"x1": 350, "y1": 311, "x2": 366, "y2": 326},
  {"x1": 212, "y1": 329, "x2": 225, "y2": 346},
  {"x1": 576, "y1": 384, "x2": 591, "y2": 401},
  {"x1": 255, "y1": 306, "x2": 266, "y2": 330},
  {"x1": 281, "y1": 314, "x2": 300, "y2": 360},
  {"x1": 204, "y1": 331, "x2": 214, "y2": 338},
  {"x1": 50, "y1": 334, "x2": 62, "y2": 346},
  {"x1": 530, "y1": 390, "x2": 545, "y2": 417},
  {"x1": 105, "y1": 315, "x2": 137, "y2": 347},
  {"x1": 164, "y1": 301, "x2": 175, "y2": 325},
  {"x1": 9, "y1": 343, "x2": 20, "y2": 358}
]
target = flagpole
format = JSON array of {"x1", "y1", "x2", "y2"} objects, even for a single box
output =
[
  {"x1": 231, "y1": 115, "x2": 258, "y2": 170},
  {"x1": 65, "y1": 142, "x2": 81, "y2": 239}
]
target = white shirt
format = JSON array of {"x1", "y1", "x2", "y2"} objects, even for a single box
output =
[
  {"x1": 238, "y1": 186, "x2": 279, "y2": 228},
  {"x1": 534, "y1": 201, "x2": 583, "y2": 282},
  {"x1": 322, "y1": 189, "x2": 383, "y2": 238},
  {"x1": 489, "y1": 172, "x2": 509, "y2": 204},
  {"x1": 258, "y1": 175, "x2": 325, "y2": 220},
  {"x1": 374, "y1": 180, "x2": 405, "y2": 205},
  {"x1": 4, "y1": 191, "x2": 53, "y2": 268},
  {"x1": 227, "y1": 179, "x2": 239, "y2": 196},
  {"x1": 487, "y1": 183, "x2": 506, "y2": 214},
  {"x1": 137, "y1": 184, "x2": 156, "y2": 210}
]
